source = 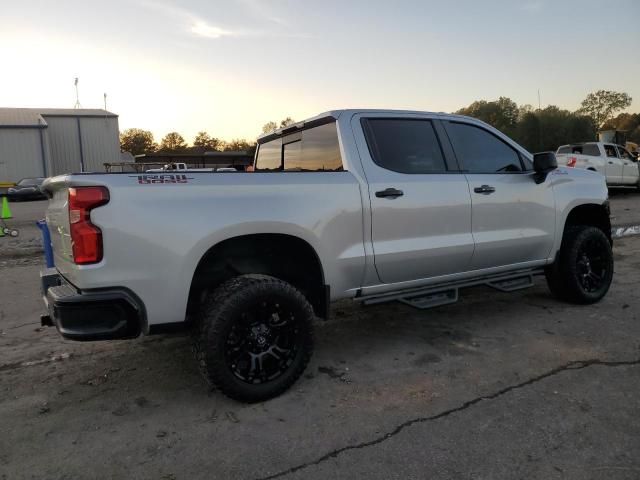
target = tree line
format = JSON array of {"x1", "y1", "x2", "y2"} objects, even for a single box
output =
[
  {"x1": 456, "y1": 90, "x2": 636, "y2": 152},
  {"x1": 120, "y1": 117, "x2": 297, "y2": 156},
  {"x1": 119, "y1": 129, "x2": 256, "y2": 156},
  {"x1": 121, "y1": 91, "x2": 638, "y2": 156}
]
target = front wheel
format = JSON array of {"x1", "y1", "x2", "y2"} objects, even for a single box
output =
[
  {"x1": 193, "y1": 275, "x2": 314, "y2": 402},
  {"x1": 545, "y1": 226, "x2": 613, "y2": 304}
]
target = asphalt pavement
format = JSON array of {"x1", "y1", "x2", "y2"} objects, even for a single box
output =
[{"x1": 0, "y1": 194, "x2": 639, "y2": 479}]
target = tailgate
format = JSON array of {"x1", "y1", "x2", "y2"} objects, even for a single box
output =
[{"x1": 43, "y1": 181, "x2": 74, "y2": 268}]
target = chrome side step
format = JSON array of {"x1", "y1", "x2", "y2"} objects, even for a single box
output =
[{"x1": 359, "y1": 270, "x2": 542, "y2": 310}]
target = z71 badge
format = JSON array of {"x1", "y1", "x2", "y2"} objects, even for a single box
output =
[{"x1": 130, "y1": 174, "x2": 193, "y2": 184}]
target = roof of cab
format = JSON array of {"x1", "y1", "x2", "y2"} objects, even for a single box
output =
[{"x1": 256, "y1": 109, "x2": 452, "y2": 144}]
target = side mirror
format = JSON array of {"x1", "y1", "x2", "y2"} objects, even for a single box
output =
[
  {"x1": 533, "y1": 152, "x2": 557, "y2": 184},
  {"x1": 534, "y1": 152, "x2": 557, "y2": 172}
]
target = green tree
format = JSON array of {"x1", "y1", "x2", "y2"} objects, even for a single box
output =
[
  {"x1": 514, "y1": 112, "x2": 541, "y2": 152},
  {"x1": 158, "y1": 132, "x2": 188, "y2": 153},
  {"x1": 262, "y1": 117, "x2": 295, "y2": 135},
  {"x1": 601, "y1": 112, "x2": 640, "y2": 132},
  {"x1": 224, "y1": 138, "x2": 253, "y2": 152},
  {"x1": 192, "y1": 131, "x2": 221, "y2": 152},
  {"x1": 578, "y1": 90, "x2": 632, "y2": 129},
  {"x1": 456, "y1": 97, "x2": 519, "y2": 136},
  {"x1": 119, "y1": 128, "x2": 156, "y2": 155},
  {"x1": 279, "y1": 117, "x2": 295, "y2": 128},
  {"x1": 262, "y1": 121, "x2": 278, "y2": 134}
]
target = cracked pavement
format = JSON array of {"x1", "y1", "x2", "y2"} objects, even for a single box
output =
[{"x1": 1, "y1": 196, "x2": 640, "y2": 479}]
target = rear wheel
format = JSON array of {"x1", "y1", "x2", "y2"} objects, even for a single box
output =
[
  {"x1": 193, "y1": 275, "x2": 314, "y2": 402},
  {"x1": 545, "y1": 226, "x2": 613, "y2": 304}
]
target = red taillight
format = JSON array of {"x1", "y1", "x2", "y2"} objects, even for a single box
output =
[{"x1": 68, "y1": 186, "x2": 109, "y2": 264}]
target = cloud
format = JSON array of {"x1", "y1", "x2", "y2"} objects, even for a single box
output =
[
  {"x1": 137, "y1": 0, "x2": 306, "y2": 40},
  {"x1": 138, "y1": 0, "x2": 236, "y2": 39},
  {"x1": 190, "y1": 21, "x2": 232, "y2": 39}
]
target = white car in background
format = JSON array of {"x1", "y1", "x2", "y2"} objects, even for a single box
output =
[{"x1": 556, "y1": 142, "x2": 640, "y2": 188}]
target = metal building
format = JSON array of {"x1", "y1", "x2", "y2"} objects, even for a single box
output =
[{"x1": 0, "y1": 108, "x2": 119, "y2": 183}]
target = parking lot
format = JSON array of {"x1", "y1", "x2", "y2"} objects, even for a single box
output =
[{"x1": 1, "y1": 192, "x2": 640, "y2": 479}]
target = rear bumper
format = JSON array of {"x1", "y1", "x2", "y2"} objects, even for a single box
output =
[{"x1": 40, "y1": 268, "x2": 144, "y2": 341}]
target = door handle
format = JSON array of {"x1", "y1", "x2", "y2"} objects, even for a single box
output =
[
  {"x1": 473, "y1": 185, "x2": 496, "y2": 194},
  {"x1": 608, "y1": 161, "x2": 614, "y2": 164},
  {"x1": 375, "y1": 188, "x2": 404, "y2": 199}
]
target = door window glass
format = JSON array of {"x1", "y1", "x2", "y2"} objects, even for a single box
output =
[
  {"x1": 362, "y1": 119, "x2": 447, "y2": 174},
  {"x1": 604, "y1": 145, "x2": 618, "y2": 158},
  {"x1": 582, "y1": 144, "x2": 601, "y2": 156},
  {"x1": 618, "y1": 147, "x2": 633, "y2": 160},
  {"x1": 447, "y1": 122, "x2": 523, "y2": 173}
]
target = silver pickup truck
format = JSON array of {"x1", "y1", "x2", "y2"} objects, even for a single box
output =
[{"x1": 40, "y1": 109, "x2": 613, "y2": 402}]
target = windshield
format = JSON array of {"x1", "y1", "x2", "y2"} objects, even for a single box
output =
[{"x1": 17, "y1": 178, "x2": 44, "y2": 186}]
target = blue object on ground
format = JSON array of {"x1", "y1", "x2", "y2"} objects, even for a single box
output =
[{"x1": 36, "y1": 219, "x2": 55, "y2": 268}]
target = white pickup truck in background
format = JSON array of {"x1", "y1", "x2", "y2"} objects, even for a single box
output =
[{"x1": 556, "y1": 142, "x2": 640, "y2": 188}]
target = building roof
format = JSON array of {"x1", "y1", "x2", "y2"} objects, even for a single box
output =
[
  {"x1": 38, "y1": 108, "x2": 117, "y2": 117},
  {"x1": 0, "y1": 109, "x2": 47, "y2": 127},
  {"x1": 0, "y1": 107, "x2": 117, "y2": 128}
]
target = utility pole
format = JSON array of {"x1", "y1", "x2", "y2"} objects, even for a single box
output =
[
  {"x1": 537, "y1": 89, "x2": 543, "y2": 151},
  {"x1": 537, "y1": 89, "x2": 541, "y2": 110},
  {"x1": 74, "y1": 78, "x2": 81, "y2": 109}
]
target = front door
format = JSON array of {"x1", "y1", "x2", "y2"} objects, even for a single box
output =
[
  {"x1": 355, "y1": 115, "x2": 474, "y2": 284},
  {"x1": 617, "y1": 146, "x2": 640, "y2": 185},
  {"x1": 604, "y1": 144, "x2": 624, "y2": 184},
  {"x1": 443, "y1": 120, "x2": 556, "y2": 271}
]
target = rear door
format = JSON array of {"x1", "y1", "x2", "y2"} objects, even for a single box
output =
[
  {"x1": 354, "y1": 114, "x2": 474, "y2": 284},
  {"x1": 604, "y1": 144, "x2": 624, "y2": 183},
  {"x1": 442, "y1": 120, "x2": 556, "y2": 271}
]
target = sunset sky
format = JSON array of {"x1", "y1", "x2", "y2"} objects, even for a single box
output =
[{"x1": 2, "y1": 0, "x2": 639, "y2": 143}]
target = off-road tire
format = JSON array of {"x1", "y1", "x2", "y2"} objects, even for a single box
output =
[
  {"x1": 545, "y1": 226, "x2": 613, "y2": 304},
  {"x1": 192, "y1": 275, "x2": 314, "y2": 402}
]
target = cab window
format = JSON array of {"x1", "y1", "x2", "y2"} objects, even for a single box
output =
[
  {"x1": 618, "y1": 147, "x2": 633, "y2": 160},
  {"x1": 446, "y1": 122, "x2": 525, "y2": 173},
  {"x1": 255, "y1": 122, "x2": 343, "y2": 172},
  {"x1": 604, "y1": 145, "x2": 618, "y2": 158},
  {"x1": 361, "y1": 118, "x2": 447, "y2": 174},
  {"x1": 255, "y1": 139, "x2": 282, "y2": 171}
]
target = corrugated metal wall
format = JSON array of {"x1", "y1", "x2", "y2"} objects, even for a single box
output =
[
  {"x1": 78, "y1": 117, "x2": 120, "y2": 172},
  {"x1": 45, "y1": 117, "x2": 83, "y2": 176},
  {"x1": 0, "y1": 129, "x2": 45, "y2": 182},
  {"x1": 44, "y1": 116, "x2": 120, "y2": 175},
  {"x1": 0, "y1": 113, "x2": 120, "y2": 180}
]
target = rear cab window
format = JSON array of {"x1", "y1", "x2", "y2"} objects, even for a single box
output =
[{"x1": 255, "y1": 122, "x2": 343, "y2": 172}]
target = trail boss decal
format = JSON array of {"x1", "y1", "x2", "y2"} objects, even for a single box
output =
[{"x1": 130, "y1": 174, "x2": 193, "y2": 184}]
